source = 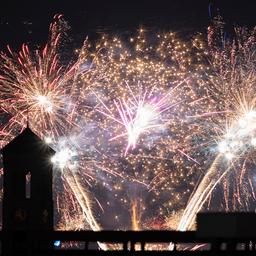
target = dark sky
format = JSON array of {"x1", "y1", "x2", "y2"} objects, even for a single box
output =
[{"x1": 0, "y1": 0, "x2": 256, "y2": 49}]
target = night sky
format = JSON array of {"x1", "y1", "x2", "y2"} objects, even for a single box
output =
[{"x1": 0, "y1": 0, "x2": 255, "y2": 50}]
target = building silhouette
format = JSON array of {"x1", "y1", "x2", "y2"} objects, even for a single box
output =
[{"x1": 1, "y1": 127, "x2": 55, "y2": 255}]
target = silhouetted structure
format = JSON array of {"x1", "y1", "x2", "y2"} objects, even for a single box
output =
[
  {"x1": 197, "y1": 212, "x2": 256, "y2": 238},
  {"x1": 2, "y1": 127, "x2": 55, "y2": 255}
]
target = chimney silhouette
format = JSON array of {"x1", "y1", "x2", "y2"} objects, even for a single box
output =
[{"x1": 1, "y1": 127, "x2": 55, "y2": 255}]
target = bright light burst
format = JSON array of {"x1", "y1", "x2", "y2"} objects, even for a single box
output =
[
  {"x1": 218, "y1": 110, "x2": 256, "y2": 160},
  {"x1": 36, "y1": 94, "x2": 54, "y2": 113},
  {"x1": 51, "y1": 144, "x2": 77, "y2": 169}
]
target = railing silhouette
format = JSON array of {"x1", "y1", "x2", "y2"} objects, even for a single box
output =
[{"x1": 2, "y1": 230, "x2": 256, "y2": 255}]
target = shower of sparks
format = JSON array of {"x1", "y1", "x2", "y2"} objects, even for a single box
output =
[{"x1": 74, "y1": 26, "x2": 208, "y2": 231}]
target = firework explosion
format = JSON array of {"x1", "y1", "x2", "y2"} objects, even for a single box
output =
[
  {"x1": 1, "y1": 13, "x2": 256, "y2": 250},
  {"x1": 178, "y1": 17, "x2": 256, "y2": 231},
  {"x1": 0, "y1": 14, "x2": 86, "y2": 146},
  {"x1": 0, "y1": 15, "x2": 105, "y2": 238},
  {"x1": 77, "y1": 28, "x2": 210, "y2": 231}
]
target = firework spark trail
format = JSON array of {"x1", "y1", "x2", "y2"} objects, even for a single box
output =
[
  {"x1": 131, "y1": 200, "x2": 141, "y2": 231},
  {"x1": 63, "y1": 170, "x2": 112, "y2": 250},
  {"x1": 64, "y1": 171, "x2": 100, "y2": 231},
  {"x1": 178, "y1": 155, "x2": 226, "y2": 231}
]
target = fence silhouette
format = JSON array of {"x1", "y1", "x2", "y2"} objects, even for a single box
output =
[{"x1": 2, "y1": 229, "x2": 256, "y2": 255}]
